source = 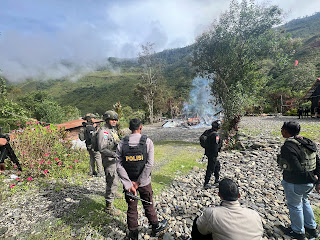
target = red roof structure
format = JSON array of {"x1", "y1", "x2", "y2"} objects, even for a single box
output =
[{"x1": 56, "y1": 119, "x2": 104, "y2": 130}]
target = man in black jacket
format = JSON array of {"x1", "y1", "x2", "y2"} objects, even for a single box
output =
[
  {"x1": 278, "y1": 121, "x2": 320, "y2": 240},
  {"x1": 203, "y1": 120, "x2": 222, "y2": 189}
]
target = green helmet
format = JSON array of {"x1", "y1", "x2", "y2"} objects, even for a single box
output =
[
  {"x1": 103, "y1": 110, "x2": 118, "y2": 121},
  {"x1": 82, "y1": 113, "x2": 96, "y2": 120}
]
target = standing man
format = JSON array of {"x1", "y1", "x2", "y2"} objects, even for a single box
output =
[
  {"x1": 201, "y1": 120, "x2": 222, "y2": 189},
  {"x1": 116, "y1": 119, "x2": 167, "y2": 240},
  {"x1": 79, "y1": 113, "x2": 103, "y2": 177},
  {"x1": 191, "y1": 178, "x2": 264, "y2": 240},
  {"x1": 277, "y1": 121, "x2": 320, "y2": 239},
  {"x1": 97, "y1": 110, "x2": 121, "y2": 215},
  {"x1": 298, "y1": 107, "x2": 304, "y2": 119}
]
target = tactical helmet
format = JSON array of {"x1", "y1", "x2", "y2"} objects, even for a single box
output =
[
  {"x1": 82, "y1": 113, "x2": 96, "y2": 120},
  {"x1": 103, "y1": 110, "x2": 119, "y2": 121},
  {"x1": 212, "y1": 120, "x2": 222, "y2": 130}
]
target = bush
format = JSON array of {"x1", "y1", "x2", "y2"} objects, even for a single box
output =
[
  {"x1": 3, "y1": 122, "x2": 88, "y2": 190},
  {"x1": 284, "y1": 108, "x2": 297, "y2": 116}
]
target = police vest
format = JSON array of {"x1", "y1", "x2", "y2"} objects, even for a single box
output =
[
  {"x1": 122, "y1": 135, "x2": 148, "y2": 181},
  {"x1": 277, "y1": 138, "x2": 317, "y2": 172}
]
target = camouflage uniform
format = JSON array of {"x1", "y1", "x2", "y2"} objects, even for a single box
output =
[
  {"x1": 79, "y1": 114, "x2": 103, "y2": 176},
  {"x1": 97, "y1": 125, "x2": 120, "y2": 205}
]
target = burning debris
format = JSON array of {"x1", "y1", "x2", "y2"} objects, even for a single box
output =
[
  {"x1": 162, "y1": 111, "x2": 223, "y2": 128},
  {"x1": 163, "y1": 77, "x2": 223, "y2": 128}
]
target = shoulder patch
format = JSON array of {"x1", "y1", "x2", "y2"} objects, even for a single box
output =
[{"x1": 216, "y1": 136, "x2": 220, "y2": 144}]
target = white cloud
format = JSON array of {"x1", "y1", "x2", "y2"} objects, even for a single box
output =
[{"x1": 0, "y1": 0, "x2": 319, "y2": 82}]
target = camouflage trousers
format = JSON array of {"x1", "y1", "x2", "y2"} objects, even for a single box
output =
[
  {"x1": 102, "y1": 157, "x2": 119, "y2": 204},
  {"x1": 88, "y1": 148, "x2": 103, "y2": 175}
]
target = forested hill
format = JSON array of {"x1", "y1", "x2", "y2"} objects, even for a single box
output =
[
  {"x1": 281, "y1": 12, "x2": 320, "y2": 38},
  {"x1": 5, "y1": 13, "x2": 320, "y2": 118}
]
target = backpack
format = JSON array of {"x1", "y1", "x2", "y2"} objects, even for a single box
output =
[
  {"x1": 83, "y1": 123, "x2": 99, "y2": 151},
  {"x1": 277, "y1": 138, "x2": 317, "y2": 172},
  {"x1": 78, "y1": 128, "x2": 85, "y2": 141},
  {"x1": 200, "y1": 130, "x2": 215, "y2": 148},
  {"x1": 90, "y1": 129, "x2": 99, "y2": 152}
]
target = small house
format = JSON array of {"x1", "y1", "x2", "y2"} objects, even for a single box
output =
[
  {"x1": 56, "y1": 118, "x2": 104, "y2": 140},
  {"x1": 304, "y1": 78, "x2": 320, "y2": 117}
]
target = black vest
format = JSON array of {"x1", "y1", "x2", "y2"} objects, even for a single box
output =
[{"x1": 122, "y1": 135, "x2": 148, "y2": 181}]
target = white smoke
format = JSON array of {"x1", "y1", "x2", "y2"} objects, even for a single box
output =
[{"x1": 183, "y1": 77, "x2": 222, "y2": 125}]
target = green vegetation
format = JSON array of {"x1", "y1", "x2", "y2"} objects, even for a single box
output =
[
  {"x1": 2, "y1": 135, "x2": 204, "y2": 239},
  {"x1": 269, "y1": 123, "x2": 320, "y2": 141},
  {"x1": 152, "y1": 141, "x2": 203, "y2": 194},
  {"x1": 193, "y1": 0, "x2": 299, "y2": 132},
  {"x1": 0, "y1": 123, "x2": 89, "y2": 199}
]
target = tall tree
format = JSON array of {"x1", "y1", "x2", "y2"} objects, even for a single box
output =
[
  {"x1": 193, "y1": 0, "x2": 295, "y2": 131},
  {"x1": 135, "y1": 43, "x2": 163, "y2": 124}
]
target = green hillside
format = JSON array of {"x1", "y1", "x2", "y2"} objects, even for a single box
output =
[
  {"x1": 281, "y1": 12, "x2": 320, "y2": 39},
  {"x1": 6, "y1": 13, "x2": 320, "y2": 118},
  {"x1": 7, "y1": 50, "x2": 194, "y2": 116}
]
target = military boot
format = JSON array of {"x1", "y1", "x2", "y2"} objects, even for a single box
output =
[
  {"x1": 104, "y1": 202, "x2": 122, "y2": 215},
  {"x1": 128, "y1": 229, "x2": 139, "y2": 240}
]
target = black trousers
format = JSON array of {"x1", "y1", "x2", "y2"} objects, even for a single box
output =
[{"x1": 204, "y1": 156, "x2": 220, "y2": 185}]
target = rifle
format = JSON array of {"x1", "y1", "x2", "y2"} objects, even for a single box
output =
[
  {"x1": 0, "y1": 128, "x2": 22, "y2": 171},
  {"x1": 125, "y1": 191, "x2": 152, "y2": 205}
]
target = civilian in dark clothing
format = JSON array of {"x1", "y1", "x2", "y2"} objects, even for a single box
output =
[
  {"x1": 277, "y1": 121, "x2": 320, "y2": 240},
  {"x1": 304, "y1": 107, "x2": 310, "y2": 117},
  {"x1": 203, "y1": 120, "x2": 222, "y2": 189},
  {"x1": 298, "y1": 107, "x2": 303, "y2": 119}
]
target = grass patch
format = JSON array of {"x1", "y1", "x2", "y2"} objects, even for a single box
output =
[
  {"x1": 21, "y1": 193, "x2": 126, "y2": 240},
  {"x1": 152, "y1": 140, "x2": 204, "y2": 195},
  {"x1": 271, "y1": 123, "x2": 320, "y2": 142},
  {"x1": 314, "y1": 207, "x2": 320, "y2": 225}
]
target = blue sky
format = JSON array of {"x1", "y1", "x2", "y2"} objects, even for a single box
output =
[{"x1": 0, "y1": 0, "x2": 319, "y2": 81}]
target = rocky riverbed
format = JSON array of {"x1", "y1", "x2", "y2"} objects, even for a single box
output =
[{"x1": 0, "y1": 116, "x2": 319, "y2": 239}]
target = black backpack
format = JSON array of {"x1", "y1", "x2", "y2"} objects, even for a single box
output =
[
  {"x1": 199, "y1": 130, "x2": 215, "y2": 148},
  {"x1": 84, "y1": 124, "x2": 96, "y2": 145}
]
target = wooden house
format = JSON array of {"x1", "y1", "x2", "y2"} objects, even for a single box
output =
[{"x1": 56, "y1": 118, "x2": 104, "y2": 140}]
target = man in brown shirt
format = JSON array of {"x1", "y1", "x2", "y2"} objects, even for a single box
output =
[{"x1": 116, "y1": 119, "x2": 167, "y2": 240}]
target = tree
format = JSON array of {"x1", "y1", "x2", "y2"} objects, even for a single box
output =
[
  {"x1": 0, "y1": 77, "x2": 29, "y2": 131},
  {"x1": 135, "y1": 43, "x2": 163, "y2": 124},
  {"x1": 193, "y1": 0, "x2": 295, "y2": 131}
]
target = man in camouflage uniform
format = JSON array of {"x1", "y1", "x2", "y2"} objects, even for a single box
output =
[
  {"x1": 79, "y1": 113, "x2": 103, "y2": 177},
  {"x1": 97, "y1": 110, "x2": 121, "y2": 214}
]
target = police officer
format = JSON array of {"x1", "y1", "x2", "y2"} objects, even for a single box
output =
[
  {"x1": 97, "y1": 110, "x2": 121, "y2": 214},
  {"x1": 203, "y1": 120, "x2": 222, "y2": 189},
  {"x1": 79, "y1": 113, "x2": 103, "y2": 177},
  {"x1": 116, "y1": 119, "x2": 167, "y2": 240}
]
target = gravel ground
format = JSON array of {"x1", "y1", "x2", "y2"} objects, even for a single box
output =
[{"x1": 0, "y1": 116, "x2": 319, "y2": 239}]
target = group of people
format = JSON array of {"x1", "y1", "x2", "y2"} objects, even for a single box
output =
[
  {"x1": 80, "y1": 112, "x2": 320, "y2": 239},
  {"x1": 80, "y1": 111, "x2": 168, "y2": 239},
  {"x1": 196, "y1": 120, "x2": 320, "y2": 240},
  {"x1": 297, "y1": 107, "x2": 310, "y2": 119},
  {"x1": 1, "y1": 112, "x2": 319, "y2": 240}
]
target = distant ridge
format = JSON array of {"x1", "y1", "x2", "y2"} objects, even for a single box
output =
[{"x1": 280, "y1": 12, "x2": 320, "y2": 38}]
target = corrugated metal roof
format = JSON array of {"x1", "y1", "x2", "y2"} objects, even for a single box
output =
[
  {"x1": 304, "y1": 78, "x2": 320, "y2": 99},
  {"x1": 56, "y1": 119, "x2": 104, "y2": 130}
]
